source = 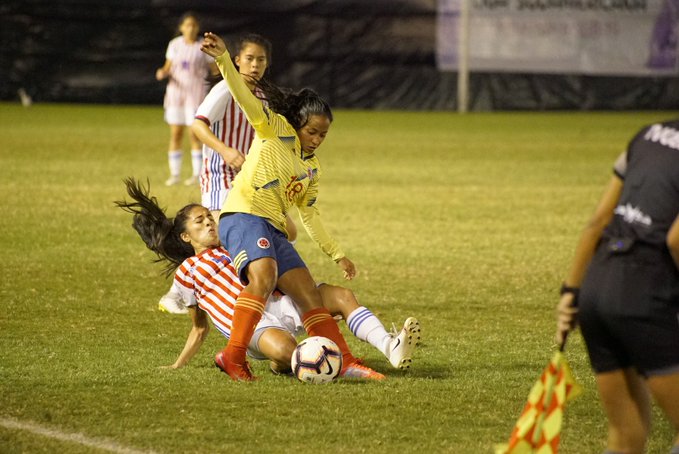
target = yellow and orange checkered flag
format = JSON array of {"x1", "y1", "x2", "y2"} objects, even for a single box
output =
[{"x1": 494, "y1": 351, "x2": 582, "y2": 454}]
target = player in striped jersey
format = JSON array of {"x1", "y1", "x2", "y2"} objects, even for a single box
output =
[
  {"x1": 157, "y1": 34, "x2": 298, "y2": 314},
  {"x1": 200, "y1": 32, "x2": 366, "y2": 381},
  {"x1": 116, "y1": 179, "x2": 401, "y2": 380},
  {"x1": 156, "y1": 12, "x2": 215, "y2": 187}
]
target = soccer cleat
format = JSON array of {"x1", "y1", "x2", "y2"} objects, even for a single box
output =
[
  {"x1": 340, "y1": 362, "x2": 386, "y2": 381},
  {"x1": 388, "y1": 317, "x2": 421, "y2": 369},
  {"x1": 269, "y1": 363, "x2": 294, "y2": 377},
  {"x1": 214, "y1": 351, "x2": 256, "y2": 382},
  {"x1": 165, "y1": 175, "x2": 181, "y2": 186},
  {"x1": 183, "y1": 175, "x2": 199, "y2": 186},
  {"x1": 158, "y1": 291, "x2": 188, "y2": 314}
]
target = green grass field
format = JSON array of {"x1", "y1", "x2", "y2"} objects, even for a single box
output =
[{"x1": 1, "y1": 103, "x2": 676, "y2": 453}]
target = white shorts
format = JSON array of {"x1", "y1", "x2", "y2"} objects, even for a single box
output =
[
  {"x1": 164, "y1": 106, "x2": 196, "y2": 126},
  {"x1": 201, "y1": 188, "x2": 228, "y2": 213},
  {"x1": 247, "y1": 295, "x2": 304, "y2": 360}
]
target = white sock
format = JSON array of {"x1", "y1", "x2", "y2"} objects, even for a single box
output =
[
  {"x1": 168, "y1": 150, "x2": 183, "y2": 176},
  {"x1": 190, "y1": 149, "x2": 202, "y2": 177},
  {"x1": 346, "y1": 306, "x2": 392, "y2": 357}
]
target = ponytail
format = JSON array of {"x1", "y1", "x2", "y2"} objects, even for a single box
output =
[
  {"x1": 255, "y1": 80, "x2": 332, "y2": 130},
  {"x1": 114, "y1": 178, "x2": 198, "y2": 277}
]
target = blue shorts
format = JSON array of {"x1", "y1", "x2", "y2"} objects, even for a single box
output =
[{"x1": 218, "y1": 213, "x2": 306, "y2": 283}]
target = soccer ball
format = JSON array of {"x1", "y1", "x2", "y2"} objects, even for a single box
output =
[{"x1": 291, "y1": 336, "x2": 343, "y2": 384}]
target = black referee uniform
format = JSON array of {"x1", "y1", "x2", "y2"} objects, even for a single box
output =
[{"x1": 579, "y1": 119, "x2": 679, "y2": 377}]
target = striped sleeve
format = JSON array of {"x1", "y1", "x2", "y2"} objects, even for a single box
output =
[
  {"x1": 174, "y1": 260, "x2": 198, "y2": 307},
  {"x1": 195, "y1": 80, "x2": 230, "y2": 126}
]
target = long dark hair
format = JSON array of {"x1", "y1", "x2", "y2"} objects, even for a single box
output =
[
  {"x1": 255, "y1": 80, "x2": 333, "y2": 130},
  {"x1": 114, "y1": 178, "x2": 200, "y2": 276}
]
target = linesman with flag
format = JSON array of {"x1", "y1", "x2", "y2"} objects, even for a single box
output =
[{"x1": 555, "y1": 120, "x2": 679, "y2": 454}]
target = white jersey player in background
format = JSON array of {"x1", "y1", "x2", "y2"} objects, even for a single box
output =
[
  {"x1": 155, "y1": 12, "x2": 216, "y2": 187},
  {"x1": 158, "y1": 33, "x2": 298, "y2": 314}
]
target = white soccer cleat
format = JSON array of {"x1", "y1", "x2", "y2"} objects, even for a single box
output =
[
  {"x1": 165, "y1": 175, "x2": 181, "y2": 186},
  {"x1": 388, "y1": 317, "x2": 421, "y2": 369},
  {"x1": 158, "y1": 291, "x2": 188, "y2": 314}
]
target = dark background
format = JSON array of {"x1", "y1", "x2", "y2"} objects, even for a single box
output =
[{"x1": 2, "y1": 0, "x2": 678, "y2": 110}]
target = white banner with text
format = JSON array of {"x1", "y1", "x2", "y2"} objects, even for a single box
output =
[{"x1": 437, "y1": 0, "x2": 679, "y2": 75}]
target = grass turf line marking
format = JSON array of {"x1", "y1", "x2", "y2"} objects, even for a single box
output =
[{"x1": 0, "y1": 417, "x2": 156, "y2": 454}]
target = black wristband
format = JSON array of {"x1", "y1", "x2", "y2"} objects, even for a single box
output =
[{"x1": 560, "y1": 283, "x2": 580, "y2": 297}]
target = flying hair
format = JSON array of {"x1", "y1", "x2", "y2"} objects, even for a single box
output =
[{"x1": 114, "y1": 178, "x2": 200, "y2": 277}]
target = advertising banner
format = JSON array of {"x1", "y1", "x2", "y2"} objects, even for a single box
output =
[{"x1": 437, "y1": 0, "x2": 679, "y2": 75}]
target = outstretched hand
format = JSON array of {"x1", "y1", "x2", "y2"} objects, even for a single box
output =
[
  {"x1": 337, "y1": 257, "x2": 356, "y2": 280},
  {"x1": 201, "y1": 32, "x2": 227, "y2": 58}
]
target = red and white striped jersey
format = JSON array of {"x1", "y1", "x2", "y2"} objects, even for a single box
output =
[
  {"x1": 173, "y1": 247, "x2": 243, "y2": 338},
  {"x1": 195, "y1": 80, "x2": 259, "y2": 203},
  {"x1": 163, "y1": 36, "x2": 212, "y2": 111}
]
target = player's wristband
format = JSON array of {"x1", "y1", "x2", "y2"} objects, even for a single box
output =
[
  {"x1": 559, "y1": 283, "x2": 579, "y2": 296},
  {"x1": 560, "y1": 283, "x2": 580, "y2": 306}
]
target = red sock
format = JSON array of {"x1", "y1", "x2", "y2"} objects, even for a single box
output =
[
  {"x1": 223, "y1": 291, "x2": 266, "y2": 365},
  {"x1": 302, "y1": 307, "x2": 356, "y2": 366}
]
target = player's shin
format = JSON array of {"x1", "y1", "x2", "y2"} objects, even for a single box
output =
[
  {"x1": 223, "y1": 291, "x2": 266, "y2": 364},
  {"x1": 302, "y1": 307, "x2": 357, "y2": 365}
]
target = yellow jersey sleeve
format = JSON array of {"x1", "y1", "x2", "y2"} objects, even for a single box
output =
[
  {"x1": 296, "y1": 170, "x2": 345, "y2": 262},
  {"x1": 214, "y1": 51, "x2": 269, "y2": 133}
]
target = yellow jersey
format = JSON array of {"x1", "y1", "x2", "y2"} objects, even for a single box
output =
[{"x1": 215, "y1": 51, "x2": 344, "y2": 262}]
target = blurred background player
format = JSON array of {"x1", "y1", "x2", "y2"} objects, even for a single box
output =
[
  {"x1": 201, "y1": 32, "x2": 362, "y2": 381},
  {"x1": 115, "y1": 178, "x2": 412, "y2": 379},
  {"x1": 556, "y1": 120, "x2": 679, "y2": 454},
  {"x1": 155, "y1": 12, "x2": 216, "y2": 187},
  {"x1": 157, "y1": 33, "x2": 298, "y2": 314}
]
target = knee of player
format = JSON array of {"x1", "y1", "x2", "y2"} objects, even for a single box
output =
[
  {"x1": 327, "y1": 286, "x2": 358, "y2": 314},
  {"x1": 268, "y1": 336, "x2": 297, "y2": 366},
  {"x1": 245, "y1": 259, "x2": 278, "y2": 295}
]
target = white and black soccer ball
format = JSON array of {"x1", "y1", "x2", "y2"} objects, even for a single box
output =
[{"x1": 291, "y1": 336, "x2": 343, "y2": 384}]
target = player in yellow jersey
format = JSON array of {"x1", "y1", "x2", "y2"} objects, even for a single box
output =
[{"x1": 201, "y1": 32, "x2": 382, "y2": 381}]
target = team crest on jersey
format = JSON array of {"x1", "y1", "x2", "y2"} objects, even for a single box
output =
[{"x1": 257, "y1": 238, "x2": 271, "y2": 249}]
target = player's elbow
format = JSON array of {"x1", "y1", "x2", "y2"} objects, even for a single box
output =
[{"x1": 194, "y1": 322, "x2": 210, "y2": 341}]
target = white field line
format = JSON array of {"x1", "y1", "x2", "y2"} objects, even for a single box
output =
[{"x1": 0, "y1": 417, "x2": 156, "y2": 454}]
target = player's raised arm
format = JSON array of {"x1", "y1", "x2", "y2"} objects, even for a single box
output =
[{"x1": 201, "y1": 32, "x2": 267, "y2": 128}]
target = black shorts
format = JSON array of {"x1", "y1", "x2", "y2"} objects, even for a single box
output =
[{"x1": 578, "y1": 245, "x2": 679, "y2": 377}]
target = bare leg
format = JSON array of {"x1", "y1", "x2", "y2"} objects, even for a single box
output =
[
  {"x1": 318, "y1": 284, "x2": 359, "y2": 319},
  {"x1": 257, "y1": 328, "x2": 297, "y2": 374},
  {"x1": 244, "y1": 257, "x2": 278, "y2": 298},
  {"x1": 169, "y1": 124, "x2": 184, "y2": 151},
  {"x1": 596, "y1": 368, "x2": 651, "y2": 454},
  {"x1": 646, "y1": 370, "x2": 679, "y2": 449},
  {"x1": 277, "y1": 267, "x2": 324, "y2": 313}
]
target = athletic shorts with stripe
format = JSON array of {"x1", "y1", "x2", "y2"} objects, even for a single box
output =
[{"x1": 218, "y1": 212, "x2": 305, "y2": 283}]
